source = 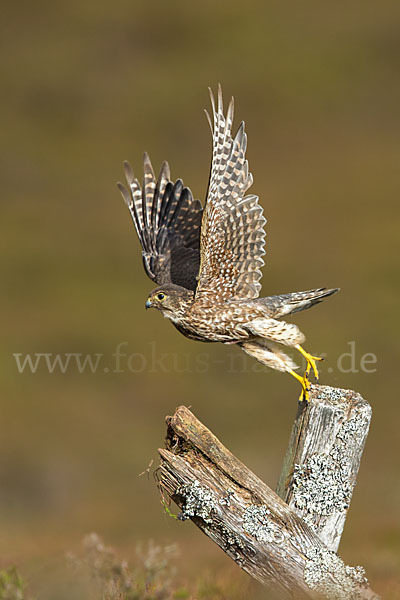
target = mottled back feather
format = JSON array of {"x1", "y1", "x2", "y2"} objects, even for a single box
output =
[{"x1": 196, "y1": 85, "x2": 266, "y2": 303}]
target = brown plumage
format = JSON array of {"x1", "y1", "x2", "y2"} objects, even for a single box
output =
[{"x1": 118, "y1": 86, "x2": 339, "y2": 401}]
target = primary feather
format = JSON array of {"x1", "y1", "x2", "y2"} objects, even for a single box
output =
[
  {"x1": 196, "y1": 85, "x2": 266, "y2": 303},
  {"x1": 118, "y1": 153, "x2": 202, "y2": 290}
]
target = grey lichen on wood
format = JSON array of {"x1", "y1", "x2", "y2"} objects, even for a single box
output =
[
  {"x1": 304, "y1": 548, "x2": 369, "y2": 600},
  {"x1": 157, "y1": 405, "x2": 379, "y2": 599},
  {"x1": 276, "y1": 385, "x2": 372, "y2": 553}
]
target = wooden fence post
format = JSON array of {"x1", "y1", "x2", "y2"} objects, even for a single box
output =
[{"x1": 276, "y1": 384, "x2": 371, "y2": 552}]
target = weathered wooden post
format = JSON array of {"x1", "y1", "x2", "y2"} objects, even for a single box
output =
[
  {"x1": 277, "y1": 384, "x2": 371, "y2": 552},
  {"x1": 156, "y1": 385, "x2": 379, "y2": 599}
]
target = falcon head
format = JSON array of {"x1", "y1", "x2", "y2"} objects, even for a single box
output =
[{"x1": 145, "y1": 284, "x2": 194, "y2": 317}]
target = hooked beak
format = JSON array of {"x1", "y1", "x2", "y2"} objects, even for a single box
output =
[{"x1": 145, "y1": 298, "x2": 152, "y2": 310}]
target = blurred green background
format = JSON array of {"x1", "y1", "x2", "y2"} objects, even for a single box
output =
[{"x1": 1, "y1": 1, "x2": 399, "y2": 597}]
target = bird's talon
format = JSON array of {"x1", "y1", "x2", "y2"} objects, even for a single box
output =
[
  {"x1": 296, "y1": 345, "x2": 323, "y2": 381},
  {"x1": 289, "y1": 369, "x2": 310, "y2": 403},
  {"x1": 298, "y1": 384, "x2": 310, "y2": 403}
]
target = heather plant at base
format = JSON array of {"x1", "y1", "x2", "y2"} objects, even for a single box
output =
[{"x1": 67, "y1": 533, "x2": 180, "y2": 600}]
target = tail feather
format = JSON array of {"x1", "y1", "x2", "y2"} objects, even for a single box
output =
[{"x1": 263, "y1": 288, "x2": 339, "y2": 318}]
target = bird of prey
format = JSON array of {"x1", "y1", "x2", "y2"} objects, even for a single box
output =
[{"x1": 118, "y1": 86, "x2": 338, "y2": 401}]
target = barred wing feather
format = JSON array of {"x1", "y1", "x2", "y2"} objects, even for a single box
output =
[
  {"x1": 118, "y1": 153, "x2": 203, "y2": 291},
  {"x1": 196, "y1": 86, "x2": 266, "y2": 302}
]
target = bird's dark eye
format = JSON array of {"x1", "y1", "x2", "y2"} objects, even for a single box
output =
[{"x1": 157, "y1": 292, "x2": 165, "y2": 301}]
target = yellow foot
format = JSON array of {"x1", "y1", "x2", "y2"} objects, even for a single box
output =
[
  {"x1": 295, "y1": 345, "x2": 323, "y2": 381},
  {"x1": 288, "y1": 369, "x2": 310, "y2": 403}
]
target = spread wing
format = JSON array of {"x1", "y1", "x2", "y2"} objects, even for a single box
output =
[
  {"x1": 195, "y1": 86, "x2": 266, "y2": 303},
  {"x1": 118, "y1": 153, "x2": 203, "y2": 291}
]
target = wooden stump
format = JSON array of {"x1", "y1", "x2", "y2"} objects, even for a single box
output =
[{"x1": 157, "y1": 398, "x2": 379, "y2": 599}]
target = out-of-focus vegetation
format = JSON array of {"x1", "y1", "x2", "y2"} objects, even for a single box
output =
[
  {"x1": 0, "y1": 535, "x2": 261, "y2": 599},
  {"x1": 0, "y1": 567, "x2": 25, "y2": 600},
  {"x1": 68, "y1": 534, "x2": 183, "y2": 599},
  {"x1": 66, "y1": 534, "x2": 258, "y2": 599},
  {"x1": 1, "y1": 1, "x2": 399, "y2": 598}
]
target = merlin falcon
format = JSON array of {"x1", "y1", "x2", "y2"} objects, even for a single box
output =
[{"x1": 118, "y1": 86, "x2": 338, "y2": 401}]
